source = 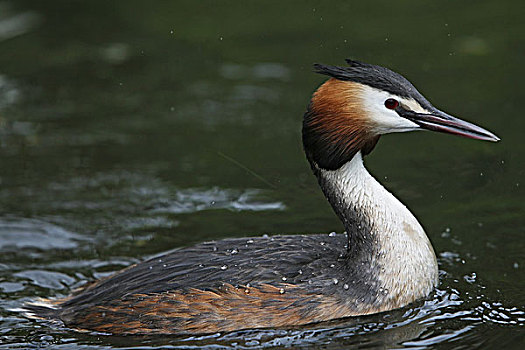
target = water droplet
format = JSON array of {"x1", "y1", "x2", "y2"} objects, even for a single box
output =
[
  {"x1": 279, "y1": 288, "x2": 285, "y2": 294},
  {"x1": 329, "y1": 232, "x2": 336, "y2": 237},
  {"x1": 464, "y1": 272, "x2": 477, "y2": 283},
  {"x1": 220, "y1": 265, "x2": 228, "y2": 270},
  {"x1": 333, "y1": 278, "x2": 339, "y2": 285},
  {"x1": 343, "y1": 284, "x2": 349, "y2": 290}
]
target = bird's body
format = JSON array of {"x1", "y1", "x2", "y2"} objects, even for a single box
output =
[{"x1": 23, "y1": 59, "x2": 498, "y2": 335}]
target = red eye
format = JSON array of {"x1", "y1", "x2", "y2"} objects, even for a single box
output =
[{"x1": 384, "y1": 98, "x2": 399, "y2": 110}]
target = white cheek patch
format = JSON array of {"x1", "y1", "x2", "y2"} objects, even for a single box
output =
[{"x1": 358, "y1": 85, "x2": 423, "y2": 134}]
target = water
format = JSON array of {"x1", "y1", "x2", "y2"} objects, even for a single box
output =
[{"x1": 0, "y1": 1, "x2": 523, "y2": 348}]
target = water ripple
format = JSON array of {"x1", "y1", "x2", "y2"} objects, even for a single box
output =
[
  {"x1": 0, "y1": 4, "x2": 40, "y2": 42},
  {"x1": 150, "y1": 187, "x2": 285, "y2": 214},
  {"x1": 13, "y1": 270, "x2": 76, "y2": 290},
  {"x1": 0, "y1": 217, "x2": 87, "y2": 251}
]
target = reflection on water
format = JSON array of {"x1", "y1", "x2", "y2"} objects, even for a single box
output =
[
  {"x1": 0, "y1": 3, "x2": 40, "y2": 42},
  {"x1": 0, "y1": 75, "x2": 20, "y2": 109},
  {"x1": 0, "y1": 217, "x2": 86, "y2": 251},
  {"x1": 150, "y1": 187, "x2": 285, "y2": 213},
  {"x1": 0, "y1": 0, "x2": 523, "y2": 349},
  {"x1": 13, "y1": 270, "x2": 76, "y2": 291}
]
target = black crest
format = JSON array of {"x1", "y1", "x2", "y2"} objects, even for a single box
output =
[{"x1": 313, "y1": 59, "x2": 430, "y2": 106}]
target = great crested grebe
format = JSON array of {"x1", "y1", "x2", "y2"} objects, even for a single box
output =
[{"x1": 24, "y1": 59, "x2": 499, "y2": 335}]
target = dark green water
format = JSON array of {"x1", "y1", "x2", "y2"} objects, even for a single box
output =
[{"x1": 0, "y1": 1, "x2": 523, "y2": 348}]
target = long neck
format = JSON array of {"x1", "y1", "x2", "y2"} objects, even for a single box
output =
[{"x1": 313, "y1": 152, "x2": 438, "y2": 307}]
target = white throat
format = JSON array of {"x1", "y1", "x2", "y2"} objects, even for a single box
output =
[{"x1": 316, "y1": 152, "x2": 438, "y2": 308}]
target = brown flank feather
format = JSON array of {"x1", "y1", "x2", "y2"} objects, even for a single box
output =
[{"x1": 60, "y1": 283, "x2": 383, "y2": 334}]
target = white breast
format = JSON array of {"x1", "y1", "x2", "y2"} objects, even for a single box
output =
[{"x1": 319, "y1": 152, "x2": 438, "y2": 308}]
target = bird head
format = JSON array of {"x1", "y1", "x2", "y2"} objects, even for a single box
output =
[{"x1": 302, "y1": 59, "x2": 499, "y2": 170}]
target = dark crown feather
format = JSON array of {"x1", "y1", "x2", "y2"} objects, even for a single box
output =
[{"x1": 313, "y1": 59, "x2": 430, "y2": 105}]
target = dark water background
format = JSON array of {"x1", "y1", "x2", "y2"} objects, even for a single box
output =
[{"x1": 0, "y1": 1, "x2": 523, "y2": 348}]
